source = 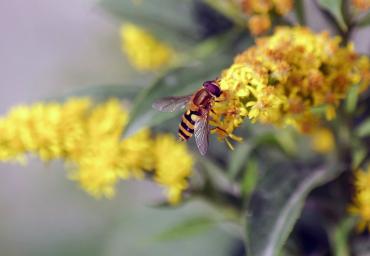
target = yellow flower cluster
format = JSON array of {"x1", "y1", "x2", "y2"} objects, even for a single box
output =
[
  {"x1": 212, "y1": 27, "x2": 370, "y2": 138},
  {"x1": 241, "y1": 0, "x2": 293, "y2": 35},
  {"x1": 0, "y1": 98, "x2": 193, "y2": 204},
  {"x1": 349, "y1": 165, "x2": 370, "y2": 232},
  {"x1": 310, "y1": 128, "x2": 335, "y2": 154},
  {"x1": 352, "y1": 0, "x2": 370, "y2": 11},
  {"x1": 120, "y1": 23, "x2": 175, "y2": 72}
]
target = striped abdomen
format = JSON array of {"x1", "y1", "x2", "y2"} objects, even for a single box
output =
[{"x1": 178, "y1": 109, "x2": 200, "y2": 141}]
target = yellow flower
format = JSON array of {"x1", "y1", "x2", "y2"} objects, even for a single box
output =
[
  {"x1": 0, "y1": 98, "x2": 91, "y2": 161},
  {"x1": 242, "y1": 0, "x2": 273, "y2": 14},
  {"x1": 248, "y1": 14, "x2": 271, "y2": 36},
  {"x1": 120, "y1": 23, "x2": 175, "y2": 71},
  {"x1": 352, "y1": 0, "x2": 370, "y2": 11},
  {"x1": 0, "y1": 98, "x2": 194, "y2": 203},
  {"x1": 349, "y1": 165, "x2": 370, "y2": 232},
  {"x1": 272, "y1": 0, "x2": 294, "y2": 15},
  {"x1": 241, "y1": 0, "x2": 293, "y2": 34},
  {"x1": 310, "y1": 128, "x2": 335, "y2": 154},
  {"x1": 212, "y1": 27, "x2": 370, "y2": 139},
  {"x1": 153, "y1": 134, "x2": 194, "y2": 204}
]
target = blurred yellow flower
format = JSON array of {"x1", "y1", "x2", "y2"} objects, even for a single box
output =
[
  {"x1": 242, "y1": 0, "x2": 273, "y2": 14},
  {"x1": 272, "y1": 0, "x2": 294, "y2": 15},
  {"x1": 248, "y1": 14, "x2": 271, "y2": 36},
  {"x1": 349, "y1": 165, "x2": 370, "y2": 232},
  {"x1": 310, "y1": 128, "x2": 335, "y2": 154},
  {"x1": 120, "y1": 23, "x2": 175, "y2": 71},
  {"x1": 0, "y1": 98, "x2": 193, "y2": 203},
  {"x1": 352, "y1": 0, "x2": 370, "y2": 11},
  {"x1": 212, "y1": 27, "x2": 370, "y2": 139},
  {"x1": 153, "y1": 134, "x2": 194, "y2": 204},
  {"x1": 241, "y1": 0, "x2": 293, "y2": 35}
]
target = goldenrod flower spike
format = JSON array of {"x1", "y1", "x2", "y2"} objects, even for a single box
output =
[
  {"x1": 0, "y1": 98, "x2": 194, "y2": 203},
  {"x1": 120, "y1": 23, "x2": 175, "y2": 71},
  {"x1": 349, "y1": 165, "x2": 370, "y2": 232},
  {"x1": 211, "y1": 27, "x2": 370, "y2": 138}
]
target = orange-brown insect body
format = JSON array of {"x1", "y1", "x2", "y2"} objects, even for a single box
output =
[
  {"x1": 152, "y1": 80, "x2": 222, "y2": 155},
  {"x1": 178, "y1": 88, "x2": 213, "y2": 141}
]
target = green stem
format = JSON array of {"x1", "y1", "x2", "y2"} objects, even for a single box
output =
[{"x1": 294, "y1": 0, "x2": 306, "y2": 25}]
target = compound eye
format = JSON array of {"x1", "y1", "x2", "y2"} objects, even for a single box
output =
[{"x1": 203, "y1": 81, "x2": 221, "y2": 97}]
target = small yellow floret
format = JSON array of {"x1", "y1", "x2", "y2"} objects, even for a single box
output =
[
  {"x1": 153, "y1": 134, "x2": 194, "y2": 204},
  {"x1": 310, "y1": 128, "x2": 335, "y2": 154},
  {"x1": 248, "y1": 14, "x2": 271, "y2": 36}
]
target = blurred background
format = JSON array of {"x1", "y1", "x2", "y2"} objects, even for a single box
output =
[
  {"x1": 0, "y1": 1, "x2": 235, "y2": 255},
  {"x1": 0, "y1": 1, "x2": 369, "y2": 256}
]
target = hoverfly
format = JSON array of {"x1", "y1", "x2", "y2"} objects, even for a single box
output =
[{"x1": 152, "y1": 80, "x2": 222, "y2": 156}]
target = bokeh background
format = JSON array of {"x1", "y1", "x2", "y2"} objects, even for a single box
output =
[
  {"x1": 0, "y1": 1, "x2": 235, "y2": 255},
  {"x1": 0, "y1": 1, "x2": 368, "y2": 256}
]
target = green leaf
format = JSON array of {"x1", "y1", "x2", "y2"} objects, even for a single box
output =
[
  {"x1": 329, "y1": 217, "x2": 357, "y2": 256},
  {"x1": 317, "y1": 0, "x2": 347, "y2": 31},
  {"x1": 241, "y1": 159, "x2": 259, "y2": 197},
  {"x1": 357, "y1": 12, "x2": 370, "y2": 27},
  {"x1": 100, "y1": 0, "x2": 199, "y2": 47},
  {"x1": 345, "y1": 84, "x2": 359, "y2": 113},
  {"x1": 228, "y1": 143, "x2": 253, "y2": 179},
  {"x1": 356, "y1": 118, "x2": 370, "y2": 137},
  {"x1": 245, "y1": 162, "x2": 342, "y2": 256},
  {"x1": 153, "y1": 216, "x2": 214, "y2": 241},
  {"x1": 274, "y1": 130, "x2": 297, "y2": 156},
  {"x1": 352, "y1": 146, "x2": 367, "y2": 169},
  {"x1": 253, "y1": 132, "x2": 294, "y2": 156},
  {"x1": 197, "y1": 157, "x2": 239, "y2": 195},
  {"x1": 48, "y1": 84, "x2": 141, "y2": 102}
]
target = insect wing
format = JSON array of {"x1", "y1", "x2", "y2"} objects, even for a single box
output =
[
  {"x1": 152, "y1": 95, "x2": 192, "y2": 112},
  {"x1": 194, "y1": 111, "x2": 209, "y2": 156}
]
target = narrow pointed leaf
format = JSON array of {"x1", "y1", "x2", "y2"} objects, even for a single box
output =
[
  {"x1": 356, "y1": 118, "x2": 370, "y2": 137},
  {"x1": 245, "y1": 162, "x2": 342, "y2": 256},
  {"x1": 317, "y1": 0, "x2": 346, "y2": 31},
  {"x1": 153, "y1": 216, "x2": 215, "y2": 241},
  {"x1": 345, "y1": 84, "x2": 359, "y2": 113}
]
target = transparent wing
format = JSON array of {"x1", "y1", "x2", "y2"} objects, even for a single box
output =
[
  {"x1": 194, "y1": 111, "x2": 209, "y2": 156},
  {"x1": 152, "y1": 95, "x2": 192, "y2": 112}
]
